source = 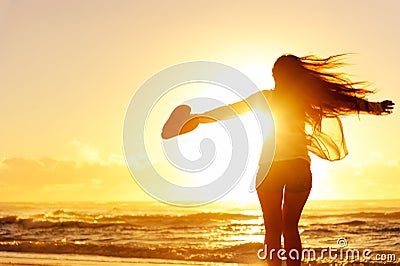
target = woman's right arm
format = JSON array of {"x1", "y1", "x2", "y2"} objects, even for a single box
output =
[
  {"x1": 193, "y1": 90, "x2": 270, "y2": 124},
  {"x1": 195, "y1": 99, "x2": 252, "y2": 124}
]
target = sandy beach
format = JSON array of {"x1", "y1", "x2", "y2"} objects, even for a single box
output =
[
  {"x1": 1, "y1": 251, "x2": 399, "y2": 266},
  {"x1": 0, "y1": 252, "x2": 232, "y2": 266}
]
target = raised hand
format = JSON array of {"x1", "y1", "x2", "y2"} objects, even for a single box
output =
[
  {"x1": 381, "y1": 100, "x2": 395, "y2": 113},
  {"x1": 161, "y1": 105, "x2": 199, "y2": 139}
]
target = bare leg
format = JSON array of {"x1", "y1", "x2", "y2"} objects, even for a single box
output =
[
  {"x1": 282, "y1": 190, "x2": 310, "y2": 266},
  {"x1": 257, "y1": 190, "x2": 283, "y2": 266}
]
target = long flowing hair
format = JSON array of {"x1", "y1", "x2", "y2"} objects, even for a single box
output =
[{"x1": 272, "y1": 54, "x2": 374, "y2": 129}]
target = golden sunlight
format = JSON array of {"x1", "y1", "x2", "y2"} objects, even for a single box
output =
[{"x1": 144, "y1": 82, "x2": 274, "y2": 191}]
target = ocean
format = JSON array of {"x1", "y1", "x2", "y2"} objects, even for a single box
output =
[{"x1": 0, "y1": 200, "x2": 399, "y2": 265}]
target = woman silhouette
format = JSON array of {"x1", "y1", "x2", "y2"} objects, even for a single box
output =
[{"x1": 164, "y1": 54, "x2": 394, "y2": 265}]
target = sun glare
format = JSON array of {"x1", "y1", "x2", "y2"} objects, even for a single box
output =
[
  {"x1": 143, "y1": 62, "x2": 335, "y2": 202},
  {"x1": 144, "y1": 81, "x2": 275, "y2": 195},
  {"x1": 236, "y1": 63, "x2": 275, "y2": 90}
]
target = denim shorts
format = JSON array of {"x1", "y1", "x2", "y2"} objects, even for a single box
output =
[{"x1": 257, "y1": 159, "x2": 312, "y2": 193}]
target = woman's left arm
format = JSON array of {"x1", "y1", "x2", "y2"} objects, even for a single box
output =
[{"x1": 356, "y1": 98, "x2": 394, "y2": 115}]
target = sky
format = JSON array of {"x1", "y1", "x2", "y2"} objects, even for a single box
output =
[{"x1": 0, "y1": 0, "x2": 399, "y2": 202}]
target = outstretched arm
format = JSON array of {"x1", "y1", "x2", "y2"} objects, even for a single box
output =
[
  {"x1": 164, "y1": 90, "x2": 270, "y2": 138},
  {"x1": 335, "y1": 97, "x2": 394, "y2": 115},
  {"x1": 192, "y1": 90, "x2": 270, "y2": 124},
  {"x1": 194, "y1": 99, "x2": 252, "y2": 124},
  {"x1": 355, "y1": 98, "x2": 394, "y2": 115},
  {"x1": 178, "y1": 100, "x2": 252, "y2": 134}
]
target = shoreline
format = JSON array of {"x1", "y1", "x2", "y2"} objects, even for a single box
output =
[{"x1": 0, "y1": 252, "x2": 234, "y2": 266}]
